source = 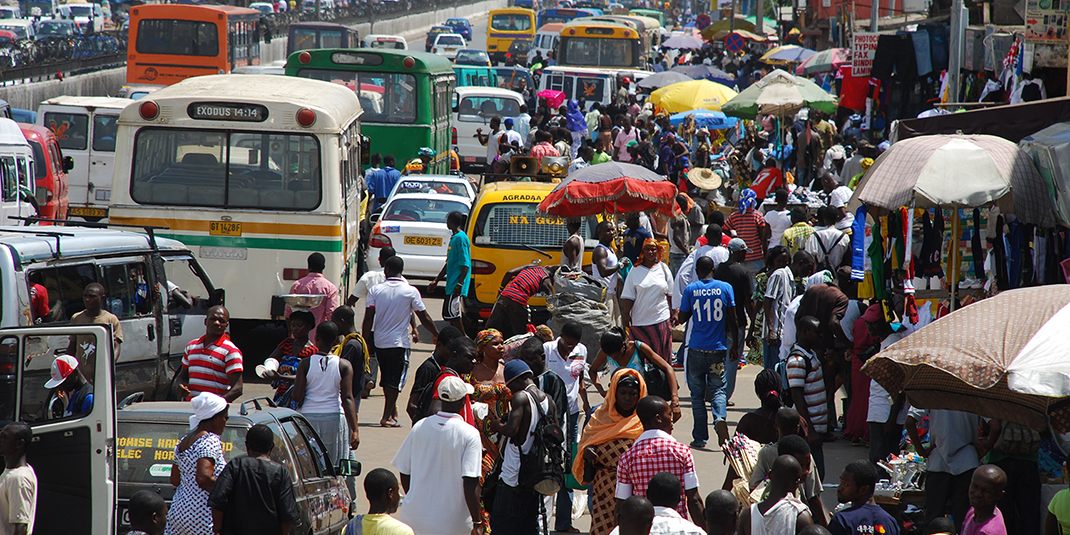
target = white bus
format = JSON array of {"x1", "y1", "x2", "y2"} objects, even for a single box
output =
[
  {"x1": 0, "y1": 118, "x2": 37, "y2": 224},
  {"x1": 108, "y1": 74, "x2": 366, "y2": 336}
]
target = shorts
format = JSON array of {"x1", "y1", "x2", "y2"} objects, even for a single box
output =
[
  {"x1": 376, "y1": 346, "x2": 410, "y2": 391},
  {"x1": 442, "y1": 293, "x2": 462, "y2": 321}
]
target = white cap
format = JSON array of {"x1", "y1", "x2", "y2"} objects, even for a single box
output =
[
  {"x1": 437, "y1": 375, "x2": 475, "y2": 402},
  {"x1": 44, "y1": 354, "x2": 78, "y2": 389},
  {"x1": 188, "y1": 392, "x2": 228, "y2": 429}
]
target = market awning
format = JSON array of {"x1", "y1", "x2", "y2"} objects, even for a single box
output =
[{"x1": 894, "y1": 97, "x2": 1070, "y2": 143}]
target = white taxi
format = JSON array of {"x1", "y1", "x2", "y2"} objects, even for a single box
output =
[
  {"x1": 431, "y1": 33, "x2": 467, "y2": 59},
  {"x1": 368, "y1": 192, "x2": 472, "y2": 281}
]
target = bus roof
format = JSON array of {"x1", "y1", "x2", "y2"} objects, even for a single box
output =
[
  {"x1": 489, "y1": 7, "x2": 536, "y2": 15},
  {"x1": 132, "y1": 4, "x2": 260, "y2": 17},
  {"x1": 0, "y1": 118, "x2": 26, "y2": 147},
  {"x1": 0, "y1": 226, "x2": 191, "y2": 263},
  {"x1": 288, "y1": 48, "x2": 454, "y2": 74},
  {"x1": 122, "y1": 74, "x2": 362, "y2": 133},
  {"x1": 455, "y1": 86, "x2": 524, "y2": 99},
  {"x1": 561, "y1": 19, "x2": 640, "y2": 37},
  {"x1": 40, "y1": 96, "x2": 133, "y2": 110},
  {"x1": 289, "y1": 21, "x2": 352, "y2": 30},
  {"x1": 575, "y1": 15, "x2": 660, "y2": 30},
  {"x1": 537, "y1": 22, "x2": 565, "y2": 33},
  {"x1": 476, "y1": 180, "x2": 555, "y2": 203}
]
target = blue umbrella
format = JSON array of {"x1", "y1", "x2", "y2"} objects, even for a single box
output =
[{"x1": 669, "y1": 110, "x2": 739, "y2": 130}]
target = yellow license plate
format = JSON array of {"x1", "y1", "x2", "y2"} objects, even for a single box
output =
[
  {"x1": 209, "y1": 221, "x2": 242, "y2": 236},
  {"x1": 69, "y1": 206, "x2": 108, "y2": 218},
  {"x1": 404, "y1": 235, "x2": 442, "y2": 247}
]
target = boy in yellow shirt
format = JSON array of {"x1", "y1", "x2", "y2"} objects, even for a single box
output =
[{"x1": 343, "y1": 468, "x2": 414, "y2": 535}]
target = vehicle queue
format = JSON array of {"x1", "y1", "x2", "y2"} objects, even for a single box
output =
[{"x1": 0, "y1": 2, "x2": 679, "y2": 532}]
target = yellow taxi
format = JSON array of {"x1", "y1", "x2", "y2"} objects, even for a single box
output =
[{"x1": 464, "y1": 181, "x2": 595, "y2": 324}]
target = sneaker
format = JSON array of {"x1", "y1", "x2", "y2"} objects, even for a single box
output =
[{"x1": 689, "y1": 440, "x2": 706, "y2": 449}]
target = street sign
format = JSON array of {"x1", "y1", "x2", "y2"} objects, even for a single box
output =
[
  {"x1": 852, "y1": 32, "x2": 879, "y2": 77},
  {"x1": 724, "y1": 32, "x2": 746, "y2": 53}
]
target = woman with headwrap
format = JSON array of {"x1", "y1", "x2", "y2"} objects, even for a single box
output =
[
  {"x1": 724, "y1": 188, "x2": 770, "y2": 274},
  {"x1": 466, "y1": 328, "x2": 509, "y2": 534},
  {"x1": 845, "y1": 303, "x2": 888, "y2": 443},
  {"x1": 573, "y1": 369, "x2": 646, "y2": 535},
  {"x1": 620, "y1": 238, "x2": 677, "y2": 365},
  {"x1": 166, "y1": 392, "x2": 228, "y2": 535}
]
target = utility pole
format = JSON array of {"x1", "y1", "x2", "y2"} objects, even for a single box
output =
[
  {"x1": 729, "y1": 0, "x2": 735, "y2": 31},
  {"x1": 948, "y1": 0, "x2": 967, "y2": 105},
  {"x1": 869, "y1": 0, "x2": 878, "y2": 31},
  {"x1": 755, "y1": 0, "x2": 763, "y2": 33}
]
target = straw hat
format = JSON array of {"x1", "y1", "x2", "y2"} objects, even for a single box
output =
[{"x1": 687, "y1": 167, "x2": 723, "y2": 190}]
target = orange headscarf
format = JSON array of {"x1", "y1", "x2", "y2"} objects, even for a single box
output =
[{"x1": 571, "y1": 368, "x2": 647, "y2": 483}]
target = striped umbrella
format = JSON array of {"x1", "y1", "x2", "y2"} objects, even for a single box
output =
[
  {"x1": 794, "y1": 47, "x2": 849, "y2": 75},
  {"x1": 759, "y1": 44, "x2": 816, "y2": 65},
  {"x1": 863, "y1": 286, "x2": 1070, "y2": 431},
  {"x1": 537, "y1": 162, "x2": 678, "y2": 217},
  {"x1": 721, "y1": 69, "x2": 836, "y2": 118}
]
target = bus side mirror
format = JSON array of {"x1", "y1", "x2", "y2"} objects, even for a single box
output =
[
  {"x1": 209, "y1": 288, "x2": 225, "y2": 307},
  {"x1": 63, "y1": 156, "x2": 73, "y2": 171},
  {"x1": 360, "y1": 136, "x2": 370, "y2": 165}
]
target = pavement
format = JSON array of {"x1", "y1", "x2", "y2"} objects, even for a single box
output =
[{"x1": 241, "y1": 294, "x2": 867, "y2": 532}]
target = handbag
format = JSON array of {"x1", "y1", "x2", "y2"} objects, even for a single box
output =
[{"x1": 640, "y1": 342, "x2": 671, "y2": 399}]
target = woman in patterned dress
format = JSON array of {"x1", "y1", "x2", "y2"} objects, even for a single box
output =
[
  {"x1": 165, "y1": 392, "x2": 229, "y2": 535},
  {"x1": 572, "y1": 369, "x2": 647, "y2": 535},
  {"x1": 746, "y1": 246, "x2": 790, "y2": 365},
  {"x1": 467, "y1": 329, "x2": 510, "y2": 534}
]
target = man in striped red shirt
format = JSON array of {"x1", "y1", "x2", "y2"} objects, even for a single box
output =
[
  {"x1": 176, "y1": 305, "x2": 244, "y2": 401},
  {"x1": 486, "y1": 264, "x2": 552, "y2": 339},
  {"x1": 724, "y1": 189, "x2": 770, "y2": 275}
]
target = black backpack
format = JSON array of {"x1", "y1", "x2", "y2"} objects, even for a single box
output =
[
  {"x1": 518, "y1": 389, "x2": 566, "y2": 496},
  {"x1": 813, "y1": 230, "x2": 844, "y2": 273}
]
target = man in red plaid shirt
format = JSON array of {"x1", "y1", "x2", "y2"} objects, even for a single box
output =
[{"x1": 615, "y1": 396, "x2": 706, "y2": 527}]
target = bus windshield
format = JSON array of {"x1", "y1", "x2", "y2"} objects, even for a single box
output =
[
  {"x1": 131, "y1": 128, "x2": 322, "y2": 211},
  {"x1": 491, "y1": 14, "x2": 532, "y2": 32},
  {"x1": 137, "y1": 19, "x2": 218, "y2": 56},
  {"x1": 69, "y1": 5, "x2": 93, "y2": 17},
  {"x1": 298, "y1": 69, "x2": 416, "y2": 124},
  {"x1": 473, "y1": 202, "x2": 584, "y2": 247},
  {"x1": 560, "y1": 37, "x2": 636, "y2": 67}
]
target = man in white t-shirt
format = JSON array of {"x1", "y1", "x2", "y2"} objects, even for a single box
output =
[
  {"x1": 820, "y1": 172, "x2": 855, "y2": 231},
  {"x1": 804, "y1": 207, "x2": 851, "y2": 270},
  {"x1": 363, "y1": 256, "x2": 439, "y2": 428},
  {"x1": 393, "y1": 376, "x2": 483, "y2": 535},
  {"x1": 348, "y1": 246, "x2": 407, "y2": 397},
  {"x1": 0, "y1": 422, "x2": 36, "y2": 535},
  {"x1": 763, "y1": 188, "x2": 793, "y2": 250}
]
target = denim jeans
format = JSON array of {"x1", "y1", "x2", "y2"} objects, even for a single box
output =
[
  {"x1": 554, "y1": 410, "x2": 580, "y2": 530},
  {"x1": 724, "y1": 326, "x2": 745, "y2": 400},
  {"x1": 763, "y1": 338, "x2": 782, "y2": 370},
  {"x1": 669, "y1": 252, "x2": 687, "y2": 277},
  {"x1": 686, "y1": 348, "x2": 728, "y2": 443}
]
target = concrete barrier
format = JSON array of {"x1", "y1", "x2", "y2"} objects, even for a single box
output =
[{"x1": 0, "y1": 0, "x2": 506, "y2": 110}]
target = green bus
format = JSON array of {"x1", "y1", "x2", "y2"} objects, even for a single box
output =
[
  {"x1": 453, "y1": 65, "x2": 498, "y2": 87},
  {"x1": 628, "y1": 8, "x2": 666, "y2": 27},
  {"x1": 285, "y1": 49, "x2": 455, "y2": 173}
]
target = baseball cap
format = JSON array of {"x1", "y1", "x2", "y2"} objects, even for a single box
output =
[
  {"x1": 727, "y1": 238, "x2": 750, "y2": 253},
  {"x1": 504, "y1": 117, "x2": 515, "y2": 128},
  {"x1": 437, "y1": 375, "x2": 474, "y2": 402},
  {"x1": 504, "y1": 360, "x2": 532, "y2": 385},
  {"x1": 45, "y1": 354, "x2": 79, "y2": 388}
]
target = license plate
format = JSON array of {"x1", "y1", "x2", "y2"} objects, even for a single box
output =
[
  {"x1": 69, "y1": 206, "x2": 107, "y2": 218},
  {"x1": 209, "y1": 221, "x2": 242, "y2": 236},
  {"x1": 403, "y1": 235, "x2": 442, "y2": 247}
]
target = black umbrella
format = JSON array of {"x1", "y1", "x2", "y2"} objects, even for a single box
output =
[{"x1": 636, "y1": 71, "x2": 692, "y2": 90}]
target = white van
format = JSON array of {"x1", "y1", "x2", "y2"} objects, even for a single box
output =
[
  {"x1": 363, "y1": 33, "x2": 408, "y2": 49},
  {"x1": 37, "y1": 96, "x2": 132, "y2": 220},
  {"x1": 56, "y1": 2, "x2": 103, "y2": 32},
  {"x1": 453, "y1": 86, "x2": 524, "y2": 171},
  {"x1": 0, "y1": 118, "x2": 36, "y2": 225},
  {"x1": 0, "y1": 6, "x2": 21, "y2": 19},
  {"x1": 538, "y1": 65, "x2": 618, "y2": 109},
  {"x1": 532, "y1": 22, "x2": 563, "y2": 61}
]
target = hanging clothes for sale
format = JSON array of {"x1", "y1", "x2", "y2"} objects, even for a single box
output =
[
  {"x1": 925, "y1": 24, "x2": 949, "y2": 72},
  {"x1": 887, "y1": 210, "x2": 905, "y2": 269},
  {"x1": 869, "y1": 219, "x2": 887, "y2": 302},
  {"x1": 871, "y1": 35, "x2": 899, "y2": 79},
  {"x1": 971, "y1": 208, "x2": 986, "y2": 281},
  {"x1": 910, "y1": 29, "x2": 933, "y2": 77},
  {"x1": 993, "y1": 215, "x2": 1008, "y2": 290},
  {"x1": 1008, "y1": 220, "x2": 1023, "y2": 289},
  {"x1": 851, "y1": 205, "x2": 868, "y2": 281},
  {"x1": 917, "y1": 210, "x2": 944, "y2": 277}
]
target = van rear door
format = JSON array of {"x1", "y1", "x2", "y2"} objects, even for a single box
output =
[
  {"x1": 0, "y1": 324, "x2": 116, "y2": 535},
  {"x1": 88, "y1": 112, "x2": 119, "y2": 209}
]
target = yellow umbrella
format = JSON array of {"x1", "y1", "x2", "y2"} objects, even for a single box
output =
[{"x1": 648, "y1": 80, "x2": 738, "y2": 114}]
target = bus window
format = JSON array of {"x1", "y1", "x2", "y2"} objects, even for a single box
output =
[
  {"x1": 491, "y1": 13, "x2": 532, "y2": 31},
  {"x1": 131, "y1": 129, "x2": 227, "y2": 207},
  {"x1": 131, "y1": 129, "x2": 321, "y2": 211},
  {"x1": 320, "y1": 29, "x2": 344, "y2": 48},
  {"x1": 136, "y1": 19, "x2": 219, "y2": 56},
  {"x1": 301, "y1": 70, "x2": 416, "y2": 124},
  {"x1": 457, "y1": 96, "x2": 520, "y2": 121},
  {"x1": 44, "y1": 112, "x2": 88, "y2": 151},
  {"x1": 92, "y1": 115, "x2": 118, "y2": 152},
  {"x1": 292, "y1": 28, "x2": 317, "y2": 50},
  {"x1": 560, "y1": 37, "x2": 636, "y2": 67}
]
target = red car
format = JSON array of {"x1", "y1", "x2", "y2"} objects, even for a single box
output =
[{"x1": 19, "y1": 123, "x2": 71, "y2": 222}]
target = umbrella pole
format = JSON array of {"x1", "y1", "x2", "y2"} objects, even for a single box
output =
[{"x1": 950, "y1": 209, "x2": 960, "y2": 312}]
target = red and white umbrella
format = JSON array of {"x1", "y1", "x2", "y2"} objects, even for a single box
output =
[{"x1": 537, "y1": 162, "x2": 679, "y2": 217}]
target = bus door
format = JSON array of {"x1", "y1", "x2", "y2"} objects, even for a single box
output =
[{"x1": 0, "y1": 324, "x2": 116, "y2": 535}]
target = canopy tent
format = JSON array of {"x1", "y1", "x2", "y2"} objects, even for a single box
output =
[{"x1": 893, "y1": 97, "x2": 1070, "y2": 143}]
